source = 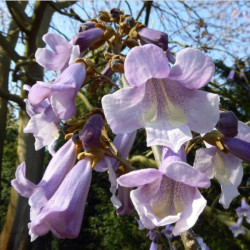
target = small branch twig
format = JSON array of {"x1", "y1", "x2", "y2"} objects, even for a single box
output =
[{"x1": 0, "y1": 89, "x2": 25, "y2": 109}]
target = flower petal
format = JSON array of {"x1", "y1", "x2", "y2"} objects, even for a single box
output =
[
  {"x1": 11, "y1": 162, "x2": 37, "y2": 198},
  {"x1": 194, "y1": 147, "x2": 217, "y2": 179},
  {"x1": 116, "y1": 185, "x2": 135, "y2": 215},
  {"x1": 124, "y1": 44, "x2": 170, "y2": 87},
  {"x1": 28, "y1": 84, "x2": 51, "y2": 106},
  {"x1": 185, "y1": 90, "x2": 220, "y2": 134},
  {"x1": 237, "y1": 121, "x2": 250, "y2": 141},
  {"x1": 169, "y1": 48, "x2": 214, "y2": 89},
  {"x1": 102, "y1": 85, "x2": 145, "y2": 134},
  {"x1": 214, "y1": 151, "x2": 242, "y2": 208},
  {"x1": 23, "y1": 106, "x2": 60, "y2": 150},
  {"x1": 43, "y1": 33, "x2": 71, "y2": 52},
  {"x1": 35, "y1": 62, "x2": 85, "y2": 120},
  {"x1": 117, "y1": 169, "x2": 163, "y2": 187},
  {"x1": 162, "y1": 162, "x2": 210, "y2": 189},
  {"x1": 50, "y1": 89, "x2": 77, "y2": 120},
  {"x1": 131, "y1": 181, "x2": 181, "y2": 229},
  {"x1": 36, "y1": 33, "x2": 72, "y2": 71},
  {"x1": 146, "y1": 124, "x2": 192, "y2": 153},
  {"x1": 35, "y1": 48, "x2": 70, "y2": 71},
  {"x1": 173, "y1": 189, "x2": 206, "y2": 235}
]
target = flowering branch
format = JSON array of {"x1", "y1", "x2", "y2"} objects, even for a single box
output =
[{"x1": 204, "y1": 206, "x2": 250, "y2": 241}]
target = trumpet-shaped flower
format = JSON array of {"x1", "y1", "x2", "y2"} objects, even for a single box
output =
[
  {"x1": 28, "y1": 62, "x2": 86, "y2": 120},
  {"x1": 35, "y1": 33, "x2": 79, "y2": 71},
  {"x1": 102, "y1": 44, "x2": 219, "y2": 152},
  {"x1": 236, "y1": 199, "x2": 250, "y2": 223},
  {"x1": 23, "y1": 97, "x2": 60, "y2": 151},
  {"x1": 36, "y1": 29, "x2": 103, "y2": 72},
  {"x1": 95, "y1": 132, "x2": 136, "y2": 215},
  {"x1": 194, "y1": 122, "x2": 250, "y2": 208},
  {"x1": 12, "y1": 139, "x2": 77, "y2": 220},
  {"x1": 229, "y1": 217, "x2": 245, "y2": 238},
  {"x1": 28, "y1": 159, "x2": 92, "y2": 240},
  {"x1": 117, "y1": 147, "x2": 210, "y2": 235}
]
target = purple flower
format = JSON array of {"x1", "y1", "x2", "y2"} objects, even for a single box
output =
[
  {"x1": 23, "y1": 90, "x2": 60, "y2": 151},
  {"x1": 149, "y1": 242, "x2": 158, "y2": 250},
  {"x1": 35, "y1": 33, "x2": 80, "y2": 72},
  {"x1": 138, "y1": 28, "x2": 168, "y2": 50},
  {"x1": 73, "y1": 28, "x2": 104, "y2": 52},
  {"x1": 116, "y1": 185, "x2": 134, "y2": 216},
  {"x1": 215, "y1": 111, "x2": 238, "y2": 138},
  {"x1": 78, "y1": 22, "x2": 96, "y2": 32},
  {"x1": 117, "y1": 147, "x2": 210, "y2": 235},
  {"x1": 79, "y1": 114, "x2": 104, "y2": 150},
  {"x1": 28, "y1": 159, "x2": 92, "y2": 240},
  {"x1": 197, "y1": 237, "x2": 210, "y2": 250},
  {"x1": 227, "y1": 70, "x2": 235, "y2": 81},
  {"x1": 12, "y1": 139, "x2": 77, "y2": 198},
  {"x1": 229, "y1": 217, "x2": 245, "y2": 237},
  {"x1": 161, "y1": 224, "x2": 174, "y2": 240},
  {"x1": 28, "y1": 62, "x2": 86, "y2": 120},
  {"x1": 194, "y1": 122, "x2": 250, "y2": 208},
  {"x1": 102, "y1": 132, "x2": 136, "y2": 215},
  {"x1": 223, "y1": 138, "x2": 250, "y2": 164},
  {"x1": 147, "y1": 230, "x2": 159, "y2": 250},
  {"x1": 236, "y1": 199, "x2": 250, "y2": 223},
  {"x1": 12, "y1": 139, "x2": 77, "y2": 220},
  {"x1": 102, "y1": 44, "x2": 219, "y2": 153}
]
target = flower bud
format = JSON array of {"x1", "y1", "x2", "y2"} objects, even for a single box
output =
[
  {"x1": 223, "y1": 138, "x2": 250, "y2": 163},
  {"x1": 110, "y1": 8, "x2": 121, "y2": 20},
  {"x1": 98, "y1": 11, "x2": 110, "y2": 22},
  {"x1": 216, "y1": 111, "x2": 238, "y2": 138},
  {"x1": 73, "y1": 28, "x2": 104, "y2": 52},
  {"x1": 120, "y1": 16, "x2": 135, "y2": 34},
  {"x1": 123, "y1": 16, "x2": 135, "y2": 28},
  {"x1": 79, "y1": 114, "x2": 104, "y2": 150},
  {"x1": 78, "y1": 22, "x2": 96, "y2": 33},
  {"x1": 138, "y1": 28, "x2": 168, "y2": 50}
]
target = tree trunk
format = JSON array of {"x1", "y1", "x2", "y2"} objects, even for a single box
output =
[
  {"x1": 0, "y1": 12, "x2": 21, "y2": 209},
  {"x1": 0, "y1": 2, "x2": 55, "y2": 249}
]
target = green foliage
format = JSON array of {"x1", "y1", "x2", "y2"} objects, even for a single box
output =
[
  {"x1": 211, "y1": 59, "x2": 250, "y2": 121},
  {"x1": 0, "y1": 107, "x2": 18, "y2": 230}
]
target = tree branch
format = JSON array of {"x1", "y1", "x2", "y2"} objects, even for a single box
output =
[
  {"x1": 0, "y1": 89, "x2": 25, "y2": 109},
  {"x1": 144, "y1": 1, "x2": 153, "y2": 26},
  {"x1": 129, "y1": 155, "x2": 157, "y2": 168},
  {"x1": 6, "y1": 1, "x2": 30, "y2": 34},
  {"x1": 29, "y1": 1, "x2": 49, "y2": 38},
  {"x1": 136, "y1": 2, "x2": 146, "y2": 21},
  {"x1": 48, "y1": 1, "x2": 86, "y2": 23},
  {"x1": 0, "y1": 32, "x2": 22, "y2": 62}
]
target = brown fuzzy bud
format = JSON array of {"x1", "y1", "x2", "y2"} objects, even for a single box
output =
[{"x1": 98, "y1": 11, "x2": 110, "y2": 22}]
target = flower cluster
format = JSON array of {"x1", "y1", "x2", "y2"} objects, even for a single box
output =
[
  {"x1": 229, "y1": 198, "x2": 250, "y2": 237},
  {"x1": 11, "y1": 7, "x2": 250, "y2": 247}
]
